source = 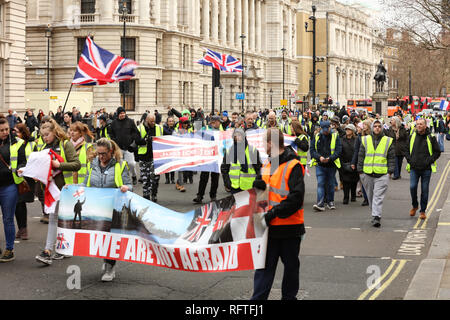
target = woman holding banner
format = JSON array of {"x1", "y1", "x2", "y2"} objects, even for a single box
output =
[
  {"x1": 82, "y1": 138, "x2": 132, "y2": 281},
  {"x1": 34, "y1": 119, "x2": 81, "y2": 265}
]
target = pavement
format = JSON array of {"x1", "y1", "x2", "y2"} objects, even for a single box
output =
[{"x1": 404, "y1": 170, "x2": 450, "y2": 300}]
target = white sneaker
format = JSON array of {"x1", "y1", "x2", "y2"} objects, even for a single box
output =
[{"x1": 101, "y1": 263, "x2": 116, "y2": 282}]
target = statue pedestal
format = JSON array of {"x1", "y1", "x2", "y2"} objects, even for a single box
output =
[{"x1": 372, "y1": 91, "x2": 389, "y2": 118}]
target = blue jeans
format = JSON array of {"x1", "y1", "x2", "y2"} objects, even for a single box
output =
[
  {"x1": 316, "y1": 166, "x2": 336, "y2": 204},
  {"x1": 437, "y1": 133, "x2": 445, "y2": 152},
  {"x1": 394, "y1": 155, "x2": 403, "y2": 179},
  {"x1": 410, "y1": 169, "x2": 432, "y2": 213},
  {"x1": 0, "y1": 184, "x2": 18, "y2": 250}
]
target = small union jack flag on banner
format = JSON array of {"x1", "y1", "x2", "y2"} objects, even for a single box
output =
[
  {"x1": 72, "y1": 37, "x2": 138, "y2": 86},
  {"x1": 56, "y1": 233, "x2": 70, "y2": 250},
  {"x1": 195, "y1": 48, "x2": 243, "y2": 73}
]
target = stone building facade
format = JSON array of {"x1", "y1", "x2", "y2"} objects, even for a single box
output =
[
  {"x1": 0, "y1": 0, "x2": 26, "y2": 112},
  {"x1": 25, "y1": 0, "x2": 299, "y2": 116},
  {"x1": 296, "y1": 0, "x2": 382, "y2": 106}
]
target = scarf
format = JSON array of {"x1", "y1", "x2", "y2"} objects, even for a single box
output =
[{"x1": 70, "y1": 137, "x2": 85, "y2": 150}]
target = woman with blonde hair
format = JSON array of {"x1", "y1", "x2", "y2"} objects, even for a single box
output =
[
  {"x1": 69, "y1": 121, "x2": 95, "y2": 184},
  {"x1": 82, "y1": 138, "x2": 132, "y2": 281},
  {"x1": 34, "y1": 118, "x2": 81, "y2": 265}
]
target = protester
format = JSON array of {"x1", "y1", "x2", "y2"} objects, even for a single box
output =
[
  {"x1": 339, "y1": 124, "x2": 359, "y2": 204},
  {"x1": 35, "y1": 119, "x2": 81, "y2": 265},
  {"x1": 109, "y1": 107, "x2": 140, "y2": 185},
  {"x1": 136, "y1": 114, "x2": 163, "y2": 202},
  {"x1": 244, "y1": 111, "x2": 258, "y2": 131},
  {"x1": 69, "y1": 121, "x2": 95, "y2": 184},
  {"x1": 405, "y1": 118, "x2": 441, "y2": 220},
  {"x1": 0, "y1": 116, "x2": 26, "y2": 262},
  {"x1": 193, "y1": 115, "x2": 222, "y2": 203},
  {"x1": 386, "y1": 116, "x2": 408, "y2": 180},
  {"x1": 13, "y1": 123, "x2": 37, "y2": 240},
  {"x1": 310, "y1": 120, "x2": 342, "y2": 211},
  {"x1": 83, "y1": 138, "x2": 132, "y2": 281},
  {"x1": 279, "y1": 110, "x2": 292, "y2": 135},
  {"x1": 163, "y1": 116, "x2": 176, "y2": 185},
  {"x1": 6, "y1": 109, "x2": 18, "y2": 129},
  {"x1": 291, "y1": 120, "x2": 309, "y2": 166},
  {"x1": 221, "y1": 128, "x2": 262, "y2": 194},
  {"x1": 357, "y1": 119, "x2": 395, "y2": 227},
  {"x1": 97, "y1": 114, "x2": 111, "y2": 140},
  {"x1": 24, "y1": 109, "x2": 39, "y2": 134},
  {"x1": 251, "y1": 128, "x2": 305, "y2": 300}
]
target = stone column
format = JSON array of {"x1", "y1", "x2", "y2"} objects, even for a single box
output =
[
  {"x1": 249, "y1": 0, "x2": 255, "y2": 51},
  {"x1": 139, "y1": 0, "x2": 150, "y2": 24},
  {"x1": 171, "y1": 0, "x2": 178, "y2": 28},
  {"x1": 62, "y1": 0, "x2": 73, "y2": 23},
  {"x1": 202, "y1": 0, "x2": 210, "y2": 40},
  {"x1": 287, "y1": 6, "x2": 292, "y2": 58},
  {"x1": 211, "y1": 0, "x2": 219, "y2": 42},
  {"x1": 242, "y1": 0, "x2": 249, "y2": 48},
  {"x1": 220, "y1": 0, "x2": 227, "y2": 44},
  {"x1": 152, "y1": 0, "x2": 160, "y2": 24},
  {"x1": 255, "y1": 0, "x2": 261, "y2": 53},
  {"x1": 235, "y1": 0, "x2": 242, "y2": 47},
  {"x1": 99, "y1": 0, "x2": 113, "y2": 23},
  {"x1": 228, "y1": 0, "x2": 235, "y2": 46}
]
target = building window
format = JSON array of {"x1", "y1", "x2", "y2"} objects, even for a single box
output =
[
  {"x1": 77, "y1": 37, "x2": 93, "y2": 62},
  {"x1": 177, "y1": 0, "x2": 187, "y2": 25},
  {"x1": 81, "y1": 0, "x2": 96, "y2": 14},
  {"x1": 121, "y1": 37, "x2": 136, "y2": 60},
  {"x1": 121, "y1": 79, "x2": 136, "y2": 111},
  {"x1": 118, "y1": 0, "x2": 132, "y2": 14}
]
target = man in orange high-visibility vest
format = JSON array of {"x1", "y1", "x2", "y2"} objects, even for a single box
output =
[{"x1": 251, "y1": 128, "x2": 306, "y2": 300}]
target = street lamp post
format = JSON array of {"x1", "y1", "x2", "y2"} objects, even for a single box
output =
[
  {"x1": 305, "y1": 5, "x2": 317, "y2": 105},
  {"x1": 240, "y1": 34, "x2": 246, "y2": 113},
  {"x1": 121, "y1": 1, "x2": 128, "y2": 108},
  {"x1": 45, "y1": 24, "x2": 52, "y2": 92},
  {"x1": 281, "y1": 48, "x2": 286, "y2": 101},
  {"x1": 219, "y1": 84, "x2": 224, "y2": 115}
]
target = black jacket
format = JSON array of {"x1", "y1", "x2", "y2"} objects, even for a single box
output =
[
  {"x1": 135, "y1": 124, "x2": 160, "y2": 162},
  {"x1": 109, "y1": 116, "x2": 140, "y2": 151},
  {"x1": 405, "y1": 128, "x2": 441, "y2": 171},
  {"x1": 0, "y1": 135, "x2": 26, "y2": 187},
  {"x1": 385, "y1": 126, "x2": 408, "y2": 156},
  {"x1": 261, "y1": 146, "x2": 306, "y2": 239},
  {"x1": 221, "y1": 139, "x2": 262, "y2": 190}
]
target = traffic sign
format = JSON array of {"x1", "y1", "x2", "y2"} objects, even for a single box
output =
[
  {"x1": 236, "y1": 93, "x2": 245, "y2": 100},
  {"x1": 280, "y1": 99, "x2": 288, "y2": 106}
]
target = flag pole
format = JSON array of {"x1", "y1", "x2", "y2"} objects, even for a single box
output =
[{"x1": 61, "y1": 82, "x2": 74, "y2": 115}]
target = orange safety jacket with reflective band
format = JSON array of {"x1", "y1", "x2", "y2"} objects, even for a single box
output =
[{"x1": 262, "y1": 159, "x2": 305, "y2": 226}]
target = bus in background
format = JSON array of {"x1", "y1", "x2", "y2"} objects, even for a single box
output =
[{"x1": 347, "y1": 99, "x2": 372, "y2": 114}]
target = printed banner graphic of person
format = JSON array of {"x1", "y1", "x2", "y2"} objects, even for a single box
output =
[{"x1": 73, "y1": 198, "x2": 86, "y2": 227}]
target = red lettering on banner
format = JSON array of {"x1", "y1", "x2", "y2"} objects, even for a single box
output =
[{"x1": 73, "y1": 232, "x2": 256, "y2": 272}]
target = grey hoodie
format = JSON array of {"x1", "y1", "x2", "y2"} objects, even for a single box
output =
[{"x1": 357, "y1": 130, "x2": 396, "y2": 177}]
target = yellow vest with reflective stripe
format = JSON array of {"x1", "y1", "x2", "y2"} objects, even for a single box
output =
[
  {"x1": 10, "y1": 140, "x2": 24, "y2": 184},
  {"x1": 86, "y1": 160, "x2": 129, "y2": 188},
  {"x1": 362, "y1": 135, "x2": 393, "y2": 175},
  {"x1": 227, "y1": 145, "x2": 257, "y2": 191},
  {"x1": 296, "y1": 134, "x2": 309, "y2": 165},
  {"x1": 310, "y1": 132, "x2": 341, "y2": 168},
  {"x1": 406, "y1": 132, "x2": 436, "y2": 173},
  {"x1": 72, "y1": 142, "x2": 93, "y2": 184},
  {"x1": 138, "y1": 125, "x2": 163, "y2": 155}
]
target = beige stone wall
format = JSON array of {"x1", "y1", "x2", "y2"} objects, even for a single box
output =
[{"x1": 0, "y1": 0, "x2": 26, "y2": 112}]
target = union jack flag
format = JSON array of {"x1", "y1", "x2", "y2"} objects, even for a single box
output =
[
  {"x1": 195, "y1": 48, "x2": 243, "y2": 73},
  {"x1": 72, "y1": 37, "x2": 138, "y2": 86},
  {"x1": 183, "y1": 204, "x2": 214, "y2": 243},
  {"x1": 56, "y1": 233, "x2": 70, "y2": 250},
  {"x1": 152, "y1": 132, "x2": 222, "y2": 175}
]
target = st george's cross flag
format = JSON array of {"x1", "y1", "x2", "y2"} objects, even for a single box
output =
[
  {"x1": 72, "y1": 37, "x2": 138, "y2": 86},
  {"x1": 195, "y1": 48, "x2": 243, "y2": 73}
]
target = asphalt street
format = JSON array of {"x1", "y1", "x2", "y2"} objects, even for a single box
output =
[{"x1": 0, "y1": 140, "x2": 449, "y2": 300}]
